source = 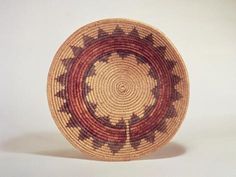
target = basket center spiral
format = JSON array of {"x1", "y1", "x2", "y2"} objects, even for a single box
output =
[{"x1": 85, "y1": 52, "x2": 158, "y2": 124}]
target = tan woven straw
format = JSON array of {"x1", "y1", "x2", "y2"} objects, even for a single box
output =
[{"x1": 47, "y1": 18, "x2": 189, "y2": 161}]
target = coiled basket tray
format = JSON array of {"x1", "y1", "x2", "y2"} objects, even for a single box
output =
[{"x1": 47, "y1": 18, "x2": 189, "y2": 161}]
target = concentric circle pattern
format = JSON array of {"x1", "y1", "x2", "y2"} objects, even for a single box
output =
[
  {"x1": 85, "y1": 53, "x2": 158, "y2": 124},
  {"x1": 47, "y1": 19, "x2": 189, "y2": 161}
]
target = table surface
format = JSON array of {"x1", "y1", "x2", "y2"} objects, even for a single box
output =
[{"x1": 0, "y1": 0, "x2": 235, "y2": 177}]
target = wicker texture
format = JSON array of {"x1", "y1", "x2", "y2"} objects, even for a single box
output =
[{"x1": 47, "y1": 19, "x2": 189, "y2": 161}]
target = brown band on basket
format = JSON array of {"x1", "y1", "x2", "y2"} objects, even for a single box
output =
[{"x1": 54, "y1": 26, "x2": 182, "y2": 153}]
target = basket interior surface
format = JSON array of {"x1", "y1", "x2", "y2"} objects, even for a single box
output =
[{"x1": 47, "y1": 19, "x2": 189, "y2": 161}]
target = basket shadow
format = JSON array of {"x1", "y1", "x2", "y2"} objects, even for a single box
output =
[
  {"x1": 1, "y1": 132, "x2": 186, "y2": 161},
  {"x1": 141, "y1": 141, "x2": 186, "y2": 160}
]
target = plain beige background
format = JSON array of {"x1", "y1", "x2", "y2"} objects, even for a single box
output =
[{"x1": 0, "y1": 0, "x2": 235, "y2": 176}]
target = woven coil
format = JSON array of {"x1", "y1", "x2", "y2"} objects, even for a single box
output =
[{"x1": 47, "y1": 18, "x2": 189, "y2": 161}]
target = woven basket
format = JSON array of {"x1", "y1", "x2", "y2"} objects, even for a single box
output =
[{"x1": 47, "y1": 18, "x2": 189, "y2": 161}]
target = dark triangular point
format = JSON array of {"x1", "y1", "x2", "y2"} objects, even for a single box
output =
[
  {"x1": 143, "y1": 33, "x2": 154, "y2": 45},
  {"x1": 61, "y1": 57, "x2": 75, "y2": 70},
  {"x1": 129, "y1": 27, "x2": 140, "y2": 38},
  {"x1": 112, "y1": 25, "x2": 125, "y2": 35},
  {"x1": 55, "y1": 89, "x2": 66, "y2": 98},
  {"x1": 98, "y1": 28, "x2": 109, "y2": 38},
  {"x1": 55, "y1": 73, "x2": 66, "y2": 85},
  {"x1": 70, "y1": 46, "x2": 82, "y2": 57},
  {"x1": 83, "y1": 35, "x2": 94, "y2": 47},
  {"x1": 165, "y1": 104, "x2": 177, "y2": 118},
  {"x1": 155, "y1": 46, "x2": 166, "y2": 58}
]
